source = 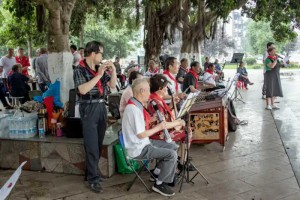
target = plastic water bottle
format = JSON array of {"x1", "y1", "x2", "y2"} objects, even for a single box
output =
[{"x1": 38, "y1": 119, "x2": 45, "y2": 139}]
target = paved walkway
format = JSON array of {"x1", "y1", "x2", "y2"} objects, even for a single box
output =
[{"x1": 1, "y1": 69, "x2": 300, "y2": 200}]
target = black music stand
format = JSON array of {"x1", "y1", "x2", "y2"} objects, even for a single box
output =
[
  {"x1": 176, "y1": 92, "x2": 209, "y2": 192},
  {"x1": 230, "y1": 53, "x2": 245, "y2": 103}
]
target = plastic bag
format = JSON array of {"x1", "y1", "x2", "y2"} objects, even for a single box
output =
[
  {"x1": 114, "y1": 144, "x2": 140, "y2": 174},
  {"x1": 42, "y1": 80, "x2": 63, "y2": 108}
]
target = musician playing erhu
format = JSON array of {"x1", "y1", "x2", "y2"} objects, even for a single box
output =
[
  {"x1": 147, "y1": 74, "x2": 194, "y2": 174},
  {"x1": 122, "y1": 78, "x2": 185, "y2": 197}
]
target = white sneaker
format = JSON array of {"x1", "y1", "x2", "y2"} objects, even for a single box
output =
[
  {"x1": 266, "y1": 105, "x2": 272, "y2": 110},
  {"x1": 272, "y1": 105, "x2": 280, "y2": 109}
]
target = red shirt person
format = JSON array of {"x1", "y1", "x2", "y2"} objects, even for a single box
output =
[{"x1": 15, "y1": 48, "x2": 30, "y2": 76}]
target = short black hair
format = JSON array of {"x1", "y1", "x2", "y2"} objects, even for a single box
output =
[
  {"x1": 115, "y1": 57, "x2": 119, "y2": 60},
  {"x1": 190, "y1": 61, "x2": 199, "y2": 68},
  {"x1": 12, "y1": 64, "x2": 20, "y2": 72},
  {"x1": 267, "y1": 42, "x2": 274, "y2": 48},
  {"x1": 85, "y1": 41, "x2": 104, "y2": 57},
  {"x1": 79, "y1": 47, "x2": 84, "y2": 50},
  {"x1": 150, "y1": 74, "x2": 169, "y2": 93},
  {"x1": 164, "y1": 56, "x2": 177, "y2": 70},
  {"x1": 180, "y1": 58, "x2": 187, "y2": 63},
  {"x1": 129, "y1": 71, "x2": 142, "y2": 85},
  {"x1": 208, "y1": 63, "x2": 214, "y2": 69},
  {"x1": 70, "y1": 44, "x2": 77, "y2": 51}
]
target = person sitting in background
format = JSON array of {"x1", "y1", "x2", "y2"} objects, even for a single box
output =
[
  {"x1": 182, "y1": 61, "x2": 201, "y2": 94},
  {"x1": 0, "y1": 66, "x2": 13, "y2": 110},
  {"x1": 119, "y1": 71, "x2": 143, "y2": 117},
  {"x1": 145, "y1": 60, "x2": 159, "y2": 77},
  {"x1": 163, "y1": 57, "x2": 186, "y2": 103},
  {"x1": 214, "y1": 59, "x2": 224, "y2": 81},
  {"x1": 237, "y1": 61, "x2": 254, "y2": 89},
  {"x1": 203, "y1": 63, "x2": 225, "y2": 92},
  {"x1": 176, "y1": 58, "x2": 189, "y2": 85},
  {"x1": 114, "y1": 57, "x2": 126, "y2": 88},
  {"x1": 203, "y1": 57, "x2": 210, "y2": 71},
  {"x1": 8, "y1": 64, "x2": 30, "y2": 104}
]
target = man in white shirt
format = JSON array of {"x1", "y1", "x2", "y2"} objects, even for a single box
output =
[
  {"x1": 0, "y1": 48, "x2": 16, "y2": 78},
  {"x1": 203, "y1": 63, "x2": 216, "y2": 87},
  {"x1": 163, "y1": 57, "x2": 186, "y2": 104},
  {"x1": 70, "y1": 45, "x2": 82, "y2": 68},
  {"x1": 122, "y1": 78, "x2": 185, "y2": 197}
]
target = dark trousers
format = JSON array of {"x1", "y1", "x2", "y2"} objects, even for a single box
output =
[
  {"x1": 0, "y1": 85, "x2": 9, "y2": 107},
  {"x1": 79, "y1": 102, "x2": 107, "y2": 184}
]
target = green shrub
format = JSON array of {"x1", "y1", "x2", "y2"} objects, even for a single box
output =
[
  {"x1": 244, "y1": 58, "x2": 257, "y2": 65},
  {"x1": 253, "y1": 65, "x2": 262, "y2": 69}
]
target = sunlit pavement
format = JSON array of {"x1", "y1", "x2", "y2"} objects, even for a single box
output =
[{"x1": 1, "y1": 69, "x2": 300, "y2": 200}]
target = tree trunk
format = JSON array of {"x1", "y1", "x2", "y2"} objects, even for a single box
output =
[
  {"x1": 37, "y1": 0, "x2": 76, "y2": 103},
  {"x1": 38, "y1": 0, "x2": 76, "y2": 52},
  {"x1": 27, "y1": 36, "x2": 32, "y2": 58}
]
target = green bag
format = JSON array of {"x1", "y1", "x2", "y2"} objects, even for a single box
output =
[{"x1": 114, "y1": 143, "x2": 140, "y2": 174}]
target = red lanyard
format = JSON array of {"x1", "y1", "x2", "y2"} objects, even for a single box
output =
[
  {"x1": 163, "y1": 70, "x2": 178, "y2": 92},
  {"x1": 188, "y1": 69, "x2": 199, "y2": 89},
  {"x1": 79, "y1": 59, "x2": 103, "y2": 94},
  {"x1": 127, "y1": 99, "x2": 151, "y2": 130}
]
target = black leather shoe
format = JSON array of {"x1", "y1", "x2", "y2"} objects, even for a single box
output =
[
  {"x1": 84, "y1": 176, "x2": 105, "y2": 182},
  {"x1": 88, "y1": 182, "x2": 103, "y2": 193}
]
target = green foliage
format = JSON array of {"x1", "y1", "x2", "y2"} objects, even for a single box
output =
[
  {"x1": 71, "y1": 14, "x2": 141, "y2": 59},
  {"x1": 244, "y1": 58, "x2": 257, "y2": 65},
  {"x1": 0, "y1": 7, "x2": 47, "y2": 50},
  {"x1": 246, "y1": 21, "x2": 294, "y2": 55},
  {"x1": 242, "y1": 0, "x2": 299, "y2": 42}
]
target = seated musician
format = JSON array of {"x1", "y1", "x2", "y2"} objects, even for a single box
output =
[
  {"x1": 163, "y1": 57, "x2": 186, "y2": 103},
  {"x1": 144, "y1": 60, "x2": 159, "y2": 77},
  {"x1": 113, "y1": 57, "x2": 126, "y2": 89},
  {"x1": 148, "y1": 74, "x2": 194, "y2": 173},
  {"x1": 237, "y1": 61, "x2": 254, "y2": 89},
  {"x1": 119, "y1": 71, "x2": 142, "y2": 118},
  {"x1": 182, "y1": 61, "x2": 201, "y2": 94},
  {"x1": 122, "y1": 78, "x2": 185, "y2": 197},
  {"x1": 214, "y1": 59, "x2": 224, "y2": 81},
  {"x1": 203, "y1": 63, "x2": 225, "y2": 92}
]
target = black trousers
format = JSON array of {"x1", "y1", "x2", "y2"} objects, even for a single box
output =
[
  {"x1": 0, "y1": 84, "x2": 9, "y2": 107},
  {"x1": 79, "y1": 102, "x2": 107, "y2": 184}
]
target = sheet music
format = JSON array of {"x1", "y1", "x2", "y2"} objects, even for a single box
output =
[{"x1": 176, "y1": 91, "x2": 200, "y2": 119}]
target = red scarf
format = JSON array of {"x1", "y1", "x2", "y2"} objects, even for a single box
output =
[
  {"x1": 267, "y1": 55, "x2": 277, "y2": 61},
  {"x1": 206, "y1": 69, "x2": 214, "y2": 75},
  {"x1": 180, "y1": 66, "x2": 188, "y2": 73},
  {"x1": 148, "y1": 68, "x2": 158, "y2": 74},
  {"x1": 127, "y1": 99, "x2": 151, "y2": 130},
  {"x1": 163, "y1": 70, "x2": 178, "y2": 92},
  {"x1": 79, "y1": 59, "x2": 103, "y2": 94},
  {"x1": 188, "y1": 69, "x2": 199, "y2": 89},
  {"x1": 149, "y1": 93, "x2": 174, "y2": 120}
]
